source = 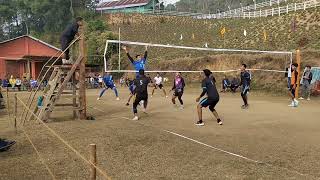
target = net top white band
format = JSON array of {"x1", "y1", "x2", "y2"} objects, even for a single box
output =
[
  {"x1": 105, "y1": 69, "x2": 286, "y2": 73},
  {"x1": 107, "y1": 40, "x2": 293, "y2": 55}
]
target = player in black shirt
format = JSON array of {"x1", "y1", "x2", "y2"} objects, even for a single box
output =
[
  {"x1": 240, "y1": 64, "x2": 251, "y2": 109},
  {"x1": 132, "y1": 69, "x2": 150, "y2": 120},
  {"x1": 60, "y1": 17, "x2": 83, "y2": 64},
  {"x1": 196, "y1": 69, "x2": 223, "y2": 126}
]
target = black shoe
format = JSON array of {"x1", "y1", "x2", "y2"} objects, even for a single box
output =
[
  {"x1": 126, "y1": 103, "x2": 130, "y2": 106},
  {"x1": 0, "y1": 140, "x2": 16, "y2": 152},
  {"x1": 195, "y1": 120, "x2": 204, "y2": 126},
  {"x1": 217, "y1": 119, "x2": 223, "y2": 125}
]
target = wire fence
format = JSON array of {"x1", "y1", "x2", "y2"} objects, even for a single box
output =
[{"x1": 195, "y1": 0, "x2": 320, "y2": 19}]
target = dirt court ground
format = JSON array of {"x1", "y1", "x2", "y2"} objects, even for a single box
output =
[{"x1": 1, "y1": 87, "x2": 320, "y2": 180}]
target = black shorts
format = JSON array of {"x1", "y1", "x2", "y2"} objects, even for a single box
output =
[
  {"x1": 155, "y1": 84, "x2": 163, "y2": 89},
  {"x1": 173, "y1": 89, "x2": 183, "y2": 97},
  {"x1": 199, "y1": 97, "x2": 219, "y2": 110},
  {"x1": 289, "y1": 85, "x2": 296, "y2": 96}
]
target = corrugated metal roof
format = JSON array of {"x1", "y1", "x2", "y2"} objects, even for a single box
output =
[
  {"x1": 0, "y1": 35, "x2": 61, "y2": 51},
  {"x1": 97, "y1": 0, "x2": 150, "y2": 10}
]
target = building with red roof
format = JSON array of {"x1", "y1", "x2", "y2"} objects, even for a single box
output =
[
  {"x1": 96, "y1": 0, "x2": 157, "y2": 13},
  {"x1": 0, "y1": 35, "x2": 62, "y2": 80}
]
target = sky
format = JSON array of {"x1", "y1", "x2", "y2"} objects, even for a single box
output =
[{"x1": 100, "y1": 0, "x2": 180, "y2": 5}]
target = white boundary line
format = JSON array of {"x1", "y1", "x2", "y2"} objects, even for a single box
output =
[{"x1": 163, "y1": 130, "x2": 261, "y2": 163}]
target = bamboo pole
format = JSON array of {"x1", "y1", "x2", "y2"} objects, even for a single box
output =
[
  {"x1": 295, "y1": 49, "x2": 301, "y2": 98},
  {"x1": 14, "y1": 93, "x2": 17, "y2": 130},
  {"x1": 90, "y1": 144, "x2": 97, "y2": 180},
  {"x1": 79, "y1": 25, "x2": 87, "y2": 120},
  {"x1": 6, "y1": 88, "x2": 10, "y2": 118}
]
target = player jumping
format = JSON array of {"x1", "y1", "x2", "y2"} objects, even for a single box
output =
[
  {"x1": 171, "y1": 72, "x2": 185, "y2": 109},
  {"x1": 151, "y1": 73, "x2": 168, "y2": 98},
  {"x1": 240, "y1": 64, "x2": 251, "y2": 109},
  {"x1": 132, "y1": 69, "x2": 150, "y2": 121},
  {"x1": 97, "y1": 72, "x2": 119, "y2": 101},
  {"x1": 196, "y1": 69, "x2": 223, "y2": 126},
  {"x1": 123, "y1": 45, "x2": 148, "y2": 77}
]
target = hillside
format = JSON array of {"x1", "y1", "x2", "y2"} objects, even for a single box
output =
[{"x1": 103, "y1": 9, "x2": 320, "y2": 93}]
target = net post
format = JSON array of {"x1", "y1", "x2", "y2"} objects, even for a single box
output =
[{"x1": 295, "y1": 49, "x2": 301, "y2": 98}]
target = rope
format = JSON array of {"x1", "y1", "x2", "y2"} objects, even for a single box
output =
[
  {"x1": 16, "y1": 97, "x2": 112, "y2": 180},
  {"x1": 21, "y1": 128, "x2": 56, "y2": 180}
]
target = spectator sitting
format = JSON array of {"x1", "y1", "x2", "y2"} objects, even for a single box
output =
[
  {"x1": 221, "y1": 75, "x2": 231, "y2": 93},
  {"x1": 230, "y1": 77, "x2": 240, "y2": 93},
  {"x1": 0, "y1": 87, "x2": 4, "y2": 109},
  {"x1": 2, "y1": 78, "x2": 9, "y2": 89},
  {"x1": 15, "y1": 77, "x2": 22, "y2": 91},
  {"x1": 23, "y1": 77, "x2": 30, "y2": 91},
  {"x1": 30, "y1": 79, "x2": 38, "y2": 90},
  {"x1": 9, "y1": 75, "x2": 16, "y2": 91}
]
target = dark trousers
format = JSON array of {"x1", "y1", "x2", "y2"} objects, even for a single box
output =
[
  {"x1": 61, "y1": 36, "x2": 73, "y2": 60},
  {"x1": 133, "y1": 95, "x2": 148, "y2": 114}
]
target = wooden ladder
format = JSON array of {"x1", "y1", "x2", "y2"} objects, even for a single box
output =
[{"x1": 36, "y1": 55, "x2": 84, "y2": 122}]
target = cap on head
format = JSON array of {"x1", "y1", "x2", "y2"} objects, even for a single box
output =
[
  {"x1": 139, "y1": 69, "x2": 145, "y2": 75},
  {"x1": 203, "y1": 69, "x2": 212, "y2": 77}
]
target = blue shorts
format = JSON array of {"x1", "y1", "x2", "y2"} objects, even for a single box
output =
[
  {"x1": 106, "y1": 84, "x2": 115, "y2": 89},
  {"x1": 129, "y1": 84, "x2": 135, "y2": 94},
  {"x1": 199, "y1": 97, "x2": 219, "y2": 111}
]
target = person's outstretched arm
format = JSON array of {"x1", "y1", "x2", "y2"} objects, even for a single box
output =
[{"x1": 123, "y1": 46, "x2": 134, "y2": 63}]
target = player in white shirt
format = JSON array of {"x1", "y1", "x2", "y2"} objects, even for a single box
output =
[{"x1": 151, "y1": 73, "x2": 168, "y2": 98}]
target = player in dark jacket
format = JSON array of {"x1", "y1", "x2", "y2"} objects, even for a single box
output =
[
  {"x1": 196, "y1": 69, "x2": 223, "y2": 126},
  {"x1": 60, "y1": 17, "x2": 83, "y2": 64},
  {"x1": 132, "y1": 69, "x2": 150, "y2": 120}
]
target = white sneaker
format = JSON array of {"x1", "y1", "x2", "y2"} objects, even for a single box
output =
[
  {"x1": 97, "y1": 97, "x2": 101, "y2": 100},
  {"x1": 294, "y1": 99, "x2": 299, "y2": 107},
  {"x1": 299, "y1": 97, "x2": 304, "y2": 100},
  {"x1": 195, "y1": 121, "x2": 205, "y2": 126},
  {"x1": 288, "y1": 101, "x2": 294, "y2": 107},
  {"x1": 307, "y1": 98, "x2": 311, "y2": 101},
  {"x1": 179, "y1": 105, "x2": 184, "y2": 109},
  {"x1": 116, "y1": 97, "x2": 120, "y2": 101},
  {"x1": 132, "y1": 116, "x2": 139, "y2": 121},
  {"x1": 139, "y1": 100, "x2": 144, "y2": 106}
]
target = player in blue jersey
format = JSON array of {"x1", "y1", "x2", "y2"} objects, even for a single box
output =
[
  {"x1": 97, "y1": 72, "x2": 119, "y2": 101},
  {"x1": 122, "y1": 45, "x2": 148, "y2": 76},
  {"x1": 126, "y1": 78, "x2": 136, "y2": 106}
]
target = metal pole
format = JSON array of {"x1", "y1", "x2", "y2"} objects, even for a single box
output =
[
  {"x1": 118, "y1": 27, "x2": 121, "y2": 71},
  {"x1": 295, "y1": 49, "x2": 301, "y2": 98}
]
